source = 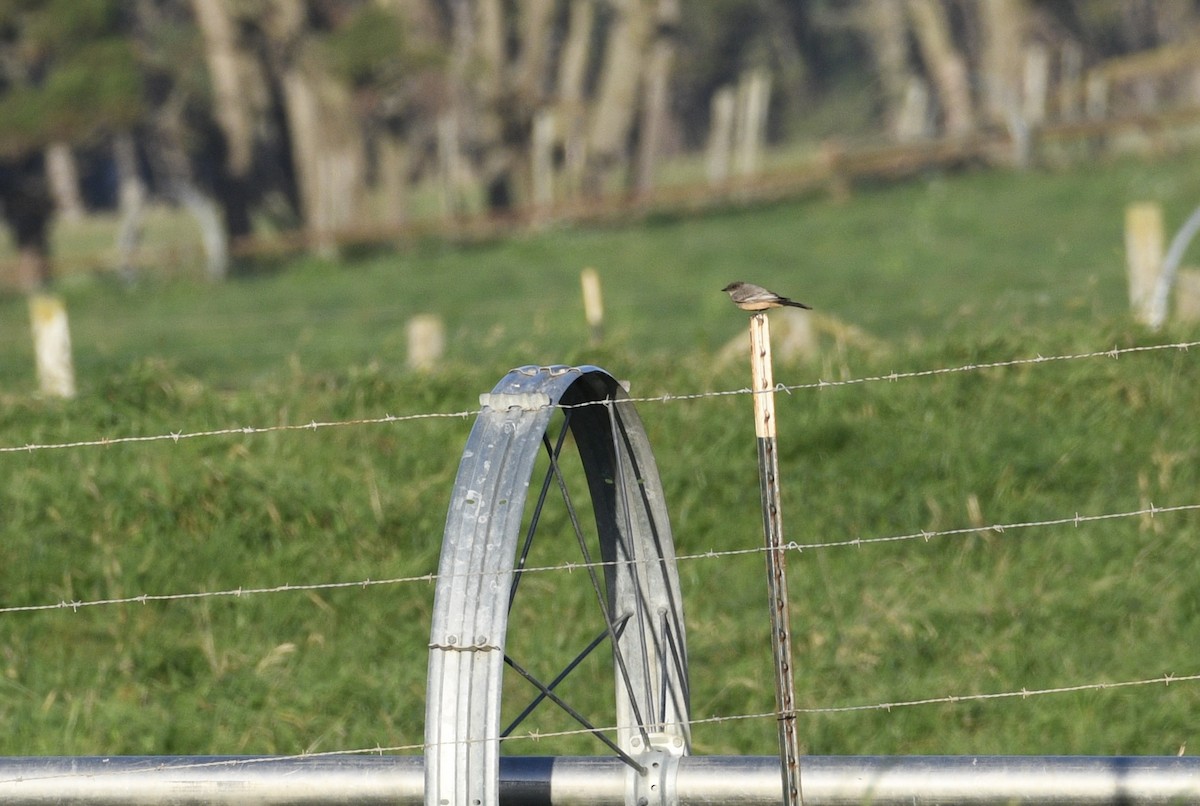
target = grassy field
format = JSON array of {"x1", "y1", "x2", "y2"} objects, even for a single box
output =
[
  {"x1": 2, "y1": 151, "x2": 1199, "y2": 388},
  {"x1": 2, "y1": 152, "x2": 1200, "y2": 761}
]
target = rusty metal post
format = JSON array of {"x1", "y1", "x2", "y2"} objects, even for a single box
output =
[{"x1": 748, "y1": 311, "x2": 803, "y2": 806}]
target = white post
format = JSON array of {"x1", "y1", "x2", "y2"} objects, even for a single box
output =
[
  {"x1": 748, "y1": 312, "x2": 802, "y2": 806},
  {"x1": 29, "y1": 294, "x2": 76, "y2": 398},
  {"x1": 580, "y1": 267, "x2": 604, "y2": 346},
  {"x1": 407, "y1": 314, "x2": 445, "y2": 372},
  {"x1": 1147, "y1": 204, "x2": 1200, "y2": 331},
  {"x1": 1125, "y1": 202, "x2": 1163, "y2": 326}
]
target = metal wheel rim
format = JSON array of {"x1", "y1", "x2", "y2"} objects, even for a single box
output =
[{"x1": 425, "y1": 365, "x2": 691, "y2": 806}]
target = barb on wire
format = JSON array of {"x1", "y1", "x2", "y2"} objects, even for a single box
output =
[
  {"x1": 4, "y1": 340, "x2": 1196, "y2": 456},
  {"x1": 4, "y1": 501, "x2": 1197, "y2": 617}
]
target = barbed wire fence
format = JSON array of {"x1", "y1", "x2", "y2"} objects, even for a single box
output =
[
  {"x1": 6, "y1": 339, "x2": 1198, "y2": 455},
  {"x1": 2, "y1": 337, "x2": 1199, "y2": 773}
]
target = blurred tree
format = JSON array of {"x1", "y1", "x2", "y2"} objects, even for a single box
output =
[
  {"x1": 634, "y1": 0, "x2": 680, "y2": 196},
  {"x1": 905, "y1": 0, "x2": 975, "y2": 137},
  {"x1": 4, "y1": 0, "x2": 1196, "y2": 284},
  {"x1": 189, "y1": 0, "x2": 264, "y2": 240},
  {"x1": 1063, "y1": 0, "x2": 1198, "y2": 53},
  {"x1": 257, "y1": 0, "x2": 367, "y2": 256},
  {"x1": 856, "y1": 0, "x2": 923, "y2": 140},
  {"x1": 977, "y1": 0, "x2": 1032, "y2": 129},
  {"x1": 0, "y1": 0, "x2": 142, "y2": 289},
  {"x1": 322, "y1": 0, "x2": 443, "y2": 227},
  {"x1": 584, "y1": 0, "x2": 655, "y2": 196}
]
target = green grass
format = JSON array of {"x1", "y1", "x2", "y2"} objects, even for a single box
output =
[
  {"x1": 4, "y1": 151, "x2": 1200, "y2": 391},
  {"x1": 3, "y1": 151, "x2": 1200, "y2": 760},
  {"x1": 2, "y1": 149, "x2": 1200, "y2": 391}
]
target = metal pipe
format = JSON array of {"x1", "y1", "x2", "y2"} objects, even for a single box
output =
[
  {"x1": 0, "y1": 756, "x2": 1197, "y2": 805},
  {"x1": 1148, "y1": 202, "x2": 1200, "y2": 331},
  {"x1": 0, "y1": 756, "x2": 419, "y2": 806}
]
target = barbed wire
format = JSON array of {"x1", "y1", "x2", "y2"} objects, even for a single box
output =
[
  {"x1": 2, "y1": 339, "x2": 1197, "y2": 456},
  {"x1": 0, "y1": 572, "x2": 436, "y2": 615},
  {"x1": 0, "y1": 669, "x2": 1194, "y2": 787},
  {"x1": 0, "y1": 411, "x2": 475, "y2": 454},
  {"x1": 770, "y1": 339, "x2": 1200, "y2": 393},
  {"x1": 4, "y1": 500, "x2": 1194, "y2": 617},
  {"x1": 786, "y1": 501, "x2": 1200, "y2": 551}
]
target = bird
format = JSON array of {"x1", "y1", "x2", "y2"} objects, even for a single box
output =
[{"x1": 722, "y1": 281, "x2": 812, "y2": 312}]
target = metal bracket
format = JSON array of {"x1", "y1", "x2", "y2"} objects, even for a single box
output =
[
  {"x1": 478, "y1": 392, "x2": 552, "y2": 411},
  {"x1": 628, "y1": 750, "x2": 679, "y2": 806}
]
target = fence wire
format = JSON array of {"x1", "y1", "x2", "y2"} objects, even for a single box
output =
[
  {"x1": 3, "y1": 339, "x2": 1197, "y2": 456},
  {"x1": 0, "y1": 670, "x2": 1196, "y2": 788},
  {"x1": 2, "y1": 500, "x2": 1197, "y2": 617},
  {"x1": 1, "y1": 336, "x2": 1198, "y2": 763}
]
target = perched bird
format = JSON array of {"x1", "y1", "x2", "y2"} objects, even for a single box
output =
[{"x1": 722, "y1": 281, "x2": 812, "y2": 312}]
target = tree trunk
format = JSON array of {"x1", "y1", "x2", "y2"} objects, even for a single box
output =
[
  {"x1": 557, "y1": 0, "x2": 595, "y2": 199},
  {"x1": 146, "y1": 97, "x2": 230, "y2": 281},
  {"x1": 977, "y1": 0, "x2": 1029, "y2": 128},
  {"x1": 474, "y1": 0, "x2": 505, "y2": 102},
  {"x1": 380, "y1": 0, "x2": 441, "y2": 39},
  {"x1": 189, "y1": 0, "x2": 259, "y2": 241},
  {"x1": 452, "y1": 0, "x2": 513, "y2": 212},
  {"x1": 530, "y1": 107, "x2": 555, "y2": 211},
  {"x1": 758, "y1": 0, "x2": 809, "y2": 134},
  {"x1": 44, "y1": 142, "x2": 84, "y2": 223},
  {"x1": 1151, "y1": 0, "x2": 1196, "y2": 43},
  {"x1": 585, "y1": 0, "x2": 654, "y2": 196},
  {"x1": 265, "y1": 0, "x2": 365, "y2": 256},
  {"x1": 706, "y1": 85, "x2": 735, "y2": 185},
  {"x1": 734, "y1": 69, "x2": 771, "y2": 177},
  {"x1": 906, "y1": 0, "x2": 975, "y2": 137},
  {"x1": 279, "y1": 65, "x2": 366, "y2": 255},
  {"x1": 376, "y1": 129, "x2": 409, "y2": 229},
  {"x1": 436, "y1": 113, "x2": 470, "y2": 218},
  {"x1": 516, "y1": 0, "x2": 556, "y2": 103},
  {"x1": 634, "y1": 0, "x2": 680, "y2": 197},
  {"x1": 860, "y1": 0, "x2": 922, "y2": 140},
  {"x1": 190, "y1": 0, "x2": 254, "y2": 175},
  {"x1": 113, "y1": 131, "x2": 147, "y2": 283}
]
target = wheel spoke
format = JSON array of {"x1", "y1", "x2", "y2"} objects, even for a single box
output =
[
  {"x1": 606, "y1": 400, "x2": 658, "y2": 727},
  {"x1": 508, "y1": 412, "x2": 573, "y2": 611},
  {"x1": 545, "y1": 431, "x2": 652, "y2": 747},
  {"x1": 501, "y1": 614, "x2": 631, "y2": 738},
  {"x1": 663, "y1": 609, "x2": 690, "y2": 710},
  {"x1": 503, "y1": 653, "x2": 647, "y2": 774},
  {"x1": 610, "y1": 401, "x2": 692, "y2": 735}
]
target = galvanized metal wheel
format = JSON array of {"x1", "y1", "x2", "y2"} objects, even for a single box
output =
[{"x1": 425, "y1": 365, "x2": 691, "y2": 806}]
